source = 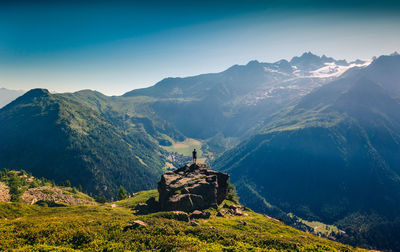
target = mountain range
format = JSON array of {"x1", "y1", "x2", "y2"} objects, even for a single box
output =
[
  {"x1": 1, "y1": 52, "x2": 399, "y2": 250},
  {"x1": 124, "y1": 52, "x2": 369, "y2": 141},
  {"x1": 214, "y1": 53, "x2": 400, "y2": 250}
]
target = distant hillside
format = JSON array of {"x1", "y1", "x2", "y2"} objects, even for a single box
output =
[
  {"x1": 0, "y1": 88, "x2": 24, "y2": 108},
  {"x1": 123, "y1": 52, "x2": 368, "y2": 142},
  {"x1": 0, "y1": 89, "x2": 179, "y2": 199},
  {"x1": 214, "y1": 54, "x2": 400, "y2": 251}
]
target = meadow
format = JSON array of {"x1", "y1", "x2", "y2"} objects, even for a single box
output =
[{"x1": 0, "y1": 190, "x2": 367, "y2": 251}]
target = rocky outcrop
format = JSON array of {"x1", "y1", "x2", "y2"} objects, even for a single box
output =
[
  {"x1": 158, "y1": 164, "x2": 229, "y2": 212},
  {"x1": 221, "y1": 204, "x2": 249, "y2": 216},
  {"x1": 21, "y1": 186, "x2": 96, "y2": 205},
  {"x1": 0, "y1": 182, "x2": 10, "y2": 202}
]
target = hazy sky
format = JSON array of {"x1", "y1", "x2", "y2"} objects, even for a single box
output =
[{"x1": 1, "y1": 0, "x2": 400, "y2": 95}]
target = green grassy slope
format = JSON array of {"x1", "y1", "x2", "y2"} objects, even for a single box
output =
[
  {"x1": 0, "y1": 89, "x2": 172, "y2": 199},
  {"x1": 0, "y1": 190, "x2": 367, "y2": 251}
]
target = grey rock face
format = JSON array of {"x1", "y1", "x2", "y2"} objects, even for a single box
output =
[{"x1": 158, "y1": 164, "x2": 229, "y2": 212}]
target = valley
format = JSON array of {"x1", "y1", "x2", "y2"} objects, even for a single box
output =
[
  {"x1": 2, "y1": 1, "x2": 399, "y2": 250},
  {"x1": 1, "y1": 52, "x2": 400, "y2": 250}
]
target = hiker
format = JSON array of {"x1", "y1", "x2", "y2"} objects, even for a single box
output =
[{"x1": 192, "y1": 149, "x2": 197, "y2": 164}]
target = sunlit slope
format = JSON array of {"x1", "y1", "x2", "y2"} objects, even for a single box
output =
[{"x1": 0, "y1": 189, "x2": 368, "y2": 251}]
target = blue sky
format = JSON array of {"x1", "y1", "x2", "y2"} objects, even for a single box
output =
[{"x1": 1, "y1": 0, "x2": 399, "y2": 95}]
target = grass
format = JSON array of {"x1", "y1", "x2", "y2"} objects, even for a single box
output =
[
  {"x1": 74, "y1": 192, "x2": 95, "y2": 202},
  {"x1": 0, "y1": 189, "x2": 368, "y2": 251},
  {"x1": 163, "y1": 138, "x2": 203, "y2": 157},
  {"x1": 163, "y1": 138, "x2": 207, "y2": 164},
  {"x1": 116, "y1": 189, "x2": 158, "y2": 208},
  {"x1": 286, "y1": 213, "x2": 342, "y2": 237},
  {"x1": 262, "y1": 110, "x2": 344, "y2": 135},
  {"x1": 300, "y1": 219, "x2": 342, "y2": 236}
]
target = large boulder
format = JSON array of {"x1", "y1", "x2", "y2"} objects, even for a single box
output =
[{"x1": 158, "y1": 163, "x2": 229, "y2": 212}]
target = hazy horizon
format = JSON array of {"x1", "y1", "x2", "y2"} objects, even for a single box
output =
[
  {"x1": 2, "y1": 50, "x2": 393, "y2": 96},
  {"x1": 1, "y1": 0, "x2": 400, "y2": 95}
]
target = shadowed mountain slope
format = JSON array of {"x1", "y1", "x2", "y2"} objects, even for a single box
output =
[
  {"x1": 123, "y1": 53, "x2": 368, "y2": 140},
  {"x1": 0, "y1": 89, "x2": 173, "y2": 199},
  {"x1": 213, "y1": 54, "x2": 400, "y2": 250}
]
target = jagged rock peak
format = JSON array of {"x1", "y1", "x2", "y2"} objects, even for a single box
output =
[{"x1": 157, "y1": 163, "x2": 229, "y2": 212}]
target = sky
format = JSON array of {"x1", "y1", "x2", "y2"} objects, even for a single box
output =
[{"x1": 0, "y1": 0, "x2": 400, "y2": 95}]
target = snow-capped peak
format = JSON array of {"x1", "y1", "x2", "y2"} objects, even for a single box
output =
[{"x1": 309, "y1": 59, "x2": 372, "y2": 78}]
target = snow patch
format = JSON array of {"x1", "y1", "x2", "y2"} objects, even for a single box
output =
[
  {"x1": 310, "y1": 60, "x2": 372, "y2": 78},
  {"x1": 263, "y1": 67, "x2": 279, "y2": 73}
]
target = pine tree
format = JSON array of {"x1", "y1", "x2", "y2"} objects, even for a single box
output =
[
  {"x1": 64, "y1": 180, "x2": 71, "y2": 187},
  {"x1": 95, "y1": 195, "x2": 107, "y2": 204},
  {"x1": 117, "y1": 185, "x2": 128, "y2": 200}
]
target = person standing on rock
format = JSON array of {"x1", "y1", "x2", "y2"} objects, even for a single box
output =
[{"x1": 192, "y1": 149, "x2": 197, "y2": 164}]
